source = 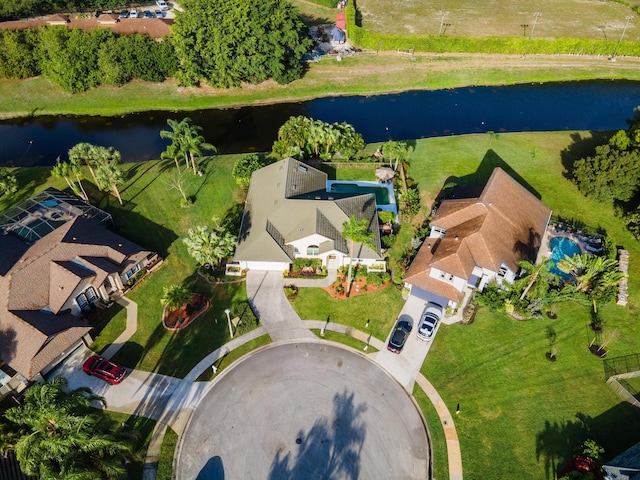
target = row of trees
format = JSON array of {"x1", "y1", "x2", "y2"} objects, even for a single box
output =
[
  {"x1": 52, "y1": 143, "x2": 126, "y2": 204},
  {"x1": 0, "y1": 27, "x2": 176, "y2": 92},
  {"x1": 0, "y1": 168, "x2": 17, "y2": 197}
]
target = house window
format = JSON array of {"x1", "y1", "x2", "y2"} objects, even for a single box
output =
[
  {"x1": 433, "y1": 226, "x2": 446, "y2": 235},
  {"x1": 124, "y1": 264, "x2": 140, "y2": 280},
  {"x1": 307, "y1": 245, "x2": 319, "y2": 256},
  {"x1": 498, "y1": 266, "x2": 508, "y2": 278},
  {"x1": 294, "y1": 247, "x2": 300, "y2": 254}
]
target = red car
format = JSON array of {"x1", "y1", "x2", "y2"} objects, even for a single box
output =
[{"x1": 82, "y1": 356, "x2": 127, "y2": 384}]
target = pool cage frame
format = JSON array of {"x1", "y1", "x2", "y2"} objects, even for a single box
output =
[{"x1": 0, "y1": 188, "x2": 113, "y2": 244}]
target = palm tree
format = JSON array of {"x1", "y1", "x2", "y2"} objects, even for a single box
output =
[
  {"x1": 94, "y1": 149, "x2": 126, "y2": 205},
  {"x1": 516, "y1": 257, "x2": 557, "y2": 300},
  {"x1": 558, "y1": 253, "x2": 626, "y2": 312},
  {"x1": 183, "y1": 125, "x2": 216, "y2": 175},
  {"x1": 341, "y1": 215, "x2": 377, "y2": 297},
  {"x1": 51, "y1": 159, "x2": 87, "y2": 200},
  {"x1": 68, "y1": 142, "x2": 99, "y2": 185},
  {"x1": 382, "y1": 141, "x2": 410, "y2": 193},
  {"x1": 183, "y1": 225, "x2": 237, "y2": 270},
  {"x1": 3, "y1": 377, "x2": 132, "y2": 478},
  {"x1": 161, "y1": 141, "x2": 182, "y2": 170},
  {"x1": 161, "y1": 118, "x2": 216, "y2": 174},
  {"x1": 161, "y1": 284, "x2": 192, "y2": 311},
  {"x1": 160, "y1": 118, "x2": 191, "y2": 170}
]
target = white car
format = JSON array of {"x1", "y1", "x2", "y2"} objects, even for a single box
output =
[
  {"x1": 417, "y1": 303, "x2": 442, "y2": 341},
  {"x1": 156, "y1": 0, "x2": 169, "y2": 10},
  {"x1": 129, "y1": 9, "x2": 139, "y2": 18}
]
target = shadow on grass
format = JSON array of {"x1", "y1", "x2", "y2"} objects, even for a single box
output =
[
  {"x1": 268, "y1": 390, "x2": 367, "y2": 480},
  {"x1": 118, "y1": 414, "x2": 157, "y2": 480},
  {"x1": 560, "y1": 131, "x2": 613, "y2": 180},
  {"x1": 536, "y1": 402, "x2": 640, "y2": 480},
  {"x1": 436, "y1": 149, "x2": 541, "y2": 204}
]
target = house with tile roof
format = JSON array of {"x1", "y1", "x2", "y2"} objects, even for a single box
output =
[
  {"x1": 233, "y1": 158, "x2": 385, "y2": 272},
  {"x1": 0, "y1": 189, "x2": 158, "y2": 398},
  {"x1": 404, "y1": 167, "x2": 552, "y2": 310}
]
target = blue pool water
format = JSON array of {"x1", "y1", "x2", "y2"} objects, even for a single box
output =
[{"x1": 549, "y1": 237, "x2": 581, "y2": 279}]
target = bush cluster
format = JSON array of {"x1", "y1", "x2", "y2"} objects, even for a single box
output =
[{"x1": 0, "y1": 27, "x2": 176, "y2": 92}]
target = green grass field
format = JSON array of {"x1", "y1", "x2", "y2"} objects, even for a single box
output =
[{"x1": 357, "y1": 0, "x2": 640, "y2": 40}]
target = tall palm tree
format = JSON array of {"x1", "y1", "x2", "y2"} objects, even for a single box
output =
[
  {"x1": 341, "y1": 215, "x2": 377, "y2": 297},
  {"x1": 161, "y1": 118, "x2": 216, "y2": 174},
  {"x1": 161, "y1": 141, "x2": 182, "y2": 170},
  {"x1": 68, "y1": 142, "x2": 99, "y2": 185},
  {"x1": 161, "y1": 284, "x2": 192, "y2": 311},
  {"x1": 558, "y1": 253, "x2": 626, "y2": 312},
  {"x1": 516, "y1": 257, "x2": 557, "y2": 300},
  {"x1": 183, "y1": 125, "x2": 216, "y2": 175},
  {"x1": 160, "y1": 117, "x2": 191, "y2": 170},
  {"x1": 3, "y1": 377, "x2": 132, "y2": 479},
  {"x1": 94, "y1": 149, "x2": 126, "y2": 205}
]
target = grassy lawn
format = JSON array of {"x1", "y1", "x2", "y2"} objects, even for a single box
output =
[
  {"x1": 404, "y1": 131, "x2": 640, "y2": 478},
  {"x1": 1, "y1": 55, "x2": 639, "y2": 118},
  {"x1": 310, "y1": 329, "x2": 380, "y2": 352},
  {"x1": 357, "y1": 0, "x2": 639, "y2": 40},
  {"x1": 290, "y1": 284, "x2": 405, "y2": 341},
  {"x1": 88, "y1": 303, "x2": 126, "y2": 355},
  {"x1": 156, "y1": 427, "x2": 179, "y2": 480},
  {"x1": 195, "y1": 334, "x2": 272, "y2": 382},
  {"x1": 413, "y1": 384, "x2": 449, "y2": 480}
]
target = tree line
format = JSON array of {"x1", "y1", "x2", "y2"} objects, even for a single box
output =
[
  {"x1": 569, "y1": 108, "x2": 640, "y2": 239},
  {"x1": 0, "y1": 27, "x2": 176, "y2": 92},
  {"x1": 0, "y1": 0, "x2": 127, "y2": 21},
  {"x1": 0, "y1": 0, "x2": 312, "y2": 92}
]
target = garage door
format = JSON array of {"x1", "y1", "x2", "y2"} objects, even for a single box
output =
[
  {"x1": 246, "y1": 261, "x2": 290, "y2": 272},
  {"x1": 409, "y1": 286, "x2": 449, "y2": 308}
]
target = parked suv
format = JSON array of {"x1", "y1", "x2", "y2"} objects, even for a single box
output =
[
  {"x1": 417, "y1": 303, "x2": 443, "y2": 341},
  {"x1": 156, "y1": 0, "x2": 169, "y2": 10}
]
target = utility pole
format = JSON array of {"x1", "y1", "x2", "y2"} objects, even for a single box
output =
[
  {"x1": 438, "y1": 11, "x2": 449, "y2": 37},
  {"x1": 529, "y1": 12, "x2": 541, "y2": 40},
  {"x1": 612, "y1": 16, "x2": 633, "y2": 59}
]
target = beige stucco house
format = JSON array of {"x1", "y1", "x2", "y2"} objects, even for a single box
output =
[
  {"x1": 0, "y1": 189, "x2": 158, "y2": 397},
  {"x1": 404, "y1": 167, "x2": 552, "y2": 310},
  {"x1": 233, "y1": 158, "x2": 385, "y2": 272}
]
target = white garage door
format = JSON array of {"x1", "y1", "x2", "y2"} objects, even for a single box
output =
[{"x1": 246, "y1": 261, "x2": 290, "y2": 272}]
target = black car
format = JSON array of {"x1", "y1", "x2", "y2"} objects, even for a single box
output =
[{"x1": 387, "y1": 315, "x2": 413, "y2": 353}]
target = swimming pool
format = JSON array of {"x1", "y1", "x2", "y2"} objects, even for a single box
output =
[
  {"x1": 328, "y1": 182, "x2": 391, "y2": 205},
  {"x1": 549, "y1": 237, "x2": 581, "y2": 279}
]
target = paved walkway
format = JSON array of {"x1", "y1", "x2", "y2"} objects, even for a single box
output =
[{"x1": 102, "y1": 295, "x2": 138, "y2": 360}]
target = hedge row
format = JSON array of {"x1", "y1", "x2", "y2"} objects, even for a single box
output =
[{"x1": 345, "y1": 5, "x2": 640, "y2": 57}]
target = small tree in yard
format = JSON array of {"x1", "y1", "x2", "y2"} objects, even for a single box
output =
[
  {"x1": 94, "y1": 152, "x2": 126, "y2": 205},
  {"x1": 382, "y1": 140, "x2": 410, "y2": 193},
  {"x1": 341, "y1": 215, "x2": 376, "y2": 297},
  {"x1": 161, "y1": 285, "x2": 192, "y2": 312},
  {"x1": 183, "y1": 225, "x2": 237, "y2": 270},
  {"x1": 0, "y1": 168, "x2": 17, "y2": 197},
  {"x1": 232, "y1": 154, "x2": 272, "y2": 188}
]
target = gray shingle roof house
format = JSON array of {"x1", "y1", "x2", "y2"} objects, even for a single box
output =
[
  {"x1": 233, "y1": 158, "x2": 385, "y2": 272},
  {"x1": 404, "y1": 167, "x2": 552, "y2": 310},
  {"x1": 604, "y1": 441, "x2": 640, "y2": 480},
  {"x1": 0, "y1": 189, "x2": 157, "y2": 398}
]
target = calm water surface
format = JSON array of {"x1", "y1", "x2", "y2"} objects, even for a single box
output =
[{"x1": 1, "y1": 80, "x2": 639, "y2": 166}]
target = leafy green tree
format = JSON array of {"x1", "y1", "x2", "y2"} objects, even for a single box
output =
[
  {"x1": 398, "y1": 187, "x2": 421, "y2": 218},
  {"x1": 558, "y1": 253, "x2": 626, "y2": 313},
  {"x1": 69, "y1": 142, "x2": 99, "y2": 185},
  {"x1": 232, "y1": 154, "x2": 271, "y2": 188},
  {"x1": 160, "y1": 118, "x2": 215, "y2": 174},
  {"x1": 161, "y1": 284, "x2": 192, "y2": 311},
  {"x1": 172, "y1": 0, "x2": 312, "y2": 87},
  {"x1": 3, "y1": 377, "x2": 133, "y2": 479},
  {"x1": 183, "y1": 224, "x2": 237, "y2": 269},
  {"x1": 93, "y1": 147, "x2": 126, "y2": 205},
  {"x1": 572, "y1": 144, "x2": 640, "y2": 205},
  {"x1": 0, "y1": 28, "x2": 39, "y2": 79},
  {"x1": 0, "y1": 168, "x2": 17, "y2": 197},
  {"x1": 341, "y1": 216, "x2": 376, "y2": 297}
]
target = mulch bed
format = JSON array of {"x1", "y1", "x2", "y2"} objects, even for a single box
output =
[
  {"x1": 162, "y1": 293, "x2": 211, "y2": 331},
  {"x1": 323, "y1": 276, "x2": 391, "y2": 300}
]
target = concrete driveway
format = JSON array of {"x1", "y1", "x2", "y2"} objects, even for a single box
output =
[
  {"x1": 373, "y1": 294, "x2": 442, "y2": 391},
  {"x1": 175, "y1": 342, "x2": 429, "y2": 480}
]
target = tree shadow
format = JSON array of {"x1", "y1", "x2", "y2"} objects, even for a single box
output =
[
  {"x1": 559, "y1": 131, "x2": 613, "y2": 180},
  {"x1": 121, "y1": 159, "x2": 174, "y2": 202},
  {"x1": 513, "y1": 226, "x2": 542, "y2": 261},
  {"x1": 436, "y1": 149, "x2": 541, "y2": 206},
  {"x1": 268, "y1": 390, "x2": 367, "y2": 480},
  {"x1": 196, "y1": 456, "x2": 225, "y2": 480},
  {"x1": 0, "y1": 327, "x2": 17, "y2": 364}
]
